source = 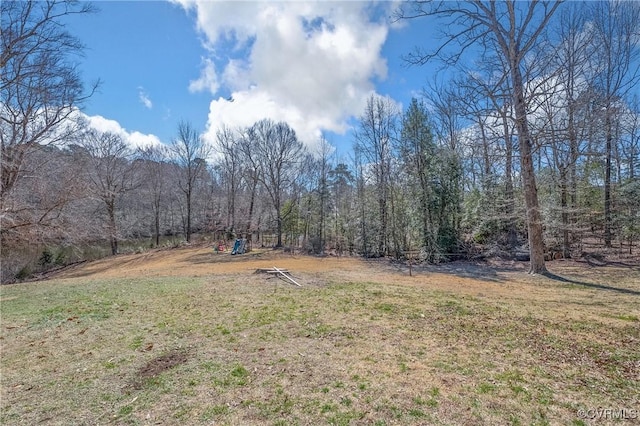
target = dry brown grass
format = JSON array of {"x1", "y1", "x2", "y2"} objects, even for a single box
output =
[{"x1": 1, "y1": 247, "x2": 638, "y2": 425}]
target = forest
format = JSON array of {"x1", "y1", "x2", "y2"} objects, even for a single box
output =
[{"x1": 1, "y1": 1, "x2": 639, "y2": 282}]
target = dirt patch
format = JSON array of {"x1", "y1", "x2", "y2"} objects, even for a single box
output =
[
  {"x1": 129, "y1": 349, "x2": 189, "y2": 391},
  {"x1": 48, "y1": 246, "x2": 640, "y2": 303},
  {"x1": 51, "y1": 247, "x2": 383, "y2": 282}
]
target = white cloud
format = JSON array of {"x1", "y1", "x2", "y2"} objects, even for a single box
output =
[
  {"x1": 83, "y1": 113, "x2": 162, "y2": 150},
  {"x1": 138, "y1": 87, "x2": 153, "y2": 109},
  {"x1": 188, "y1": 57, "x2": 220, "y2": 94},
  {"x1": 42, "y1": 110, "x2": 164, "y2": 151},
  {"x1": 86, "y1": 114, "x2": 129, "y2": 137},
  {"x1": 127, "y1": 131, "x2": 163, "y2": 150},
  {"x1": 174, "y1": 0, "x2": 392, "y2": 151}
]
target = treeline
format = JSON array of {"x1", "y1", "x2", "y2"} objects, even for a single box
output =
[
  {"x1": 2, "y1": 1, "x2": 639, "y2": 282},
  {"x1": 3, "y1": 86, "x2": 638, "y2": 282}
]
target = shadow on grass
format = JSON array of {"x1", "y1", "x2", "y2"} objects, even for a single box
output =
[
  {"x1": 578, "y1": 257, "x2": 640, "y2": 269},
  {"x1": 429, "y1": 262, "x2": 507, "y2": 282},
  {"x1": 542, "y1": 272, "x2": 640, "y2": 296},
  {"x1": 394, "y1": 260, "x2": 523, "y2": 283}
]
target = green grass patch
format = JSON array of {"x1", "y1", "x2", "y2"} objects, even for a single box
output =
[{"x1": 613, "y1": 314, "x2": 638, "y2": 322}]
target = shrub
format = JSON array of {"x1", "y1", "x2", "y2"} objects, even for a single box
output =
[{"x1": 38, "y1": 249, "x2": 54, "y2": 267}]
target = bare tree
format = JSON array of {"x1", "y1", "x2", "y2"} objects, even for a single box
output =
[
  {"x1": 352, "y1": 145, "x2": 371, "y2": 256},
  {"x1": 396, "y1": 0, "x2": 563, "y2": 273},
  {"x1": 248, "y1": 119, "x2": 306, "y2": 248},
  {"x1": 1, "y1": 0, "x2": 98, "y2": 227},
  {"x1": 524, "y1": 4, "x2": 596, "y2": 258},
  {"x1": 354, "y1": 94, "x2": 399, "y2": 256},
  {"x1": 315, "y1": 136, "x2": 333, "y2": 254},
  {"x1": 398, "y1": 98, "x2": 437, "y2": 256},
  {"x1": 588, "y1": 0, "x2": 640, "y2": 247},
  {"x1": 453, "y1": 74, "x2": 496, "y2": 191},
  {"x1": 215, "y1": 125, "x2": 242, "y2": 237},
  {"x1": 328, "y1": 162, "x2": 355, "y2": 254},
  {"x1": 137, "y1": 145, "x2": 170, "y2": 247},
  {"x1": 546, "y1": 5, "x2": 593, "y2": 256},
  {"x1": 458, "y1": 70, "x2": 519, "y2": 248},
  {"x1": 171, "y1": 120, "x2": 210, "y2": 243},
  {"x1": 422, "y1": 80, "x2": 464, "y2": 238},
  {"x1": 0, "y1": 144, "x2": 86, "y2": 247},
  {"x1": 79, "y1": 131, "x2": 135, "y2": 255},
  {"x1": 236, "y1": 131, "x2": 261, "y2": 242},
  {"x1": 622, "y1": 97, "x2": 640, "y2": 180}
]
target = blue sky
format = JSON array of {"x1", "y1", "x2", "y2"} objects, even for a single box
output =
[{"x1": 66, "y1": 1, "x2": 438, "y2": 157}]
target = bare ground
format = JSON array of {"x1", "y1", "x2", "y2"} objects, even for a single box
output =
[{"x1": 48, "y1": 244, "x2": 640, "y2": 310}]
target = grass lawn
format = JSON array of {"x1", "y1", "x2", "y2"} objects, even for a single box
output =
[{"x1": 1, "y1": 251, "x2": 639, "y2": 425}]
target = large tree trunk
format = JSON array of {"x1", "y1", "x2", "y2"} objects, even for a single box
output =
[
  {"x1": 276, "y1": 217, "x2": 283, "y2": 248},
  {"x1": 512, "y1": 68, "x2": 547, "y2": 274}
]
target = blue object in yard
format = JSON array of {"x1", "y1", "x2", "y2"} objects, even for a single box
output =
[{"x1": 231, "y1": 238, "x2": 246, "y2": 255}]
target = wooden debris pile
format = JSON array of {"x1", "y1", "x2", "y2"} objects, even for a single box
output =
[{"x1": 255, "y1": 266, "x2": 301, "y2": 287}]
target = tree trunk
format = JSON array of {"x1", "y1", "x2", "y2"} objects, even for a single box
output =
[
  {"x1": 246, "y1": 176, "x2": 257, "y2": 240},
  {"x1": 186, "y1": 189, "x2": 192, "y2": 243},
  {"x1": 479, "y1": 119, "x2": 491, "y2": 188},
  {"x1": 604, "y1": 112, "x2": 613, "y2": 247},
  {"x1": 378, "y1": 194, "x2": 387, "y2": 256},
  {"x1": 318, "y1": 179, "x2": 326, "y2": 254},
  {"x1": 228, "y1": 176, "x2": 236, "y2": 236},
  {"x1": 421, "y1": 188, "x2": 431, "y2": 255},
  {"x1": 155, "y1": 208, "x2": 160, "y2": 247},
  {"x1": 560, "y1": 170, "x2": 570, "y2": 258},
  {"x1": 389, "y1": 185, "x2": 398, "y2": 258},
  {"x1": 502, "y1": 109, "x2": 517, "y2": 248},
  {"x1": 275, "y1": 195, "x2": 283, "y2": 248},
  {"x1": 226, "y1": 182, "x2": 233, "y2": 235},
  {"x1": 359, "y1": 178, "x2": 368, "y2": 256},
  {"x1": 568, "y1": 104, "x2": 578, "y2": 248},
  {"x1": 153, "y1": 194, "x2": 161, "y2": 247},
  {"x1": 107, "y1": 199, "x2": 118, "y2": 255},
  {"x1": 276, "y1": 217, "x2": 283, "y2": 247},
  {"x1": 511, "y1": 68, "x2": 547, "y2": 274}
]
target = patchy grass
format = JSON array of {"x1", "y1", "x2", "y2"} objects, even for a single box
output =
[{"x1": 1, "y1": 253, "x2": 639, "y2": 425}]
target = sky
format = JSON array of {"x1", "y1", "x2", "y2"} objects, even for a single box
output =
[{"x1": 65, "y1": 0, "x2": 438, "y2": 158}]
